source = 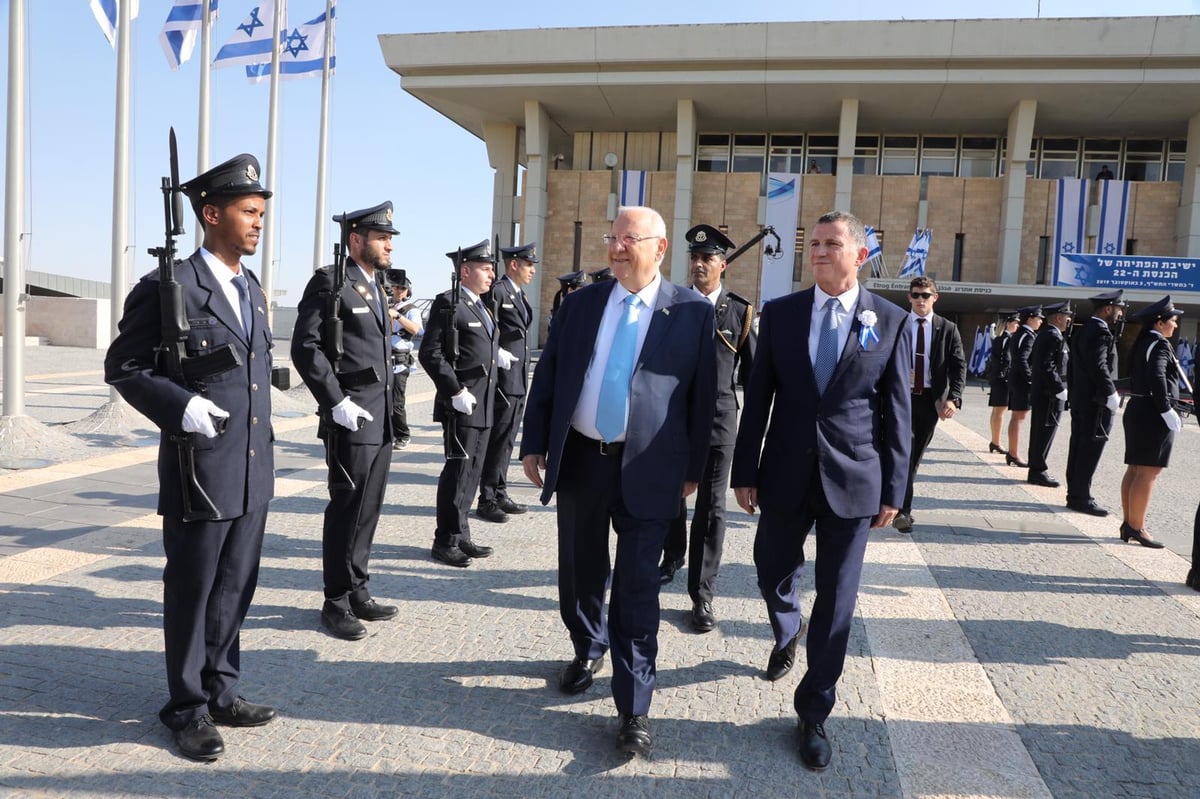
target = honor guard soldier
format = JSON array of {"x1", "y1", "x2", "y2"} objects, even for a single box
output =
[
  {"x1": 1065, "y1": 290, "x2": 1126, "y2": 515},
  {"x1": 589, "y1": 266, "x2": 615, "y2": 283},
  {"x1": 1026, "y1": 300, "x2": 1074, "y2": 487},
  {"x1": 1003, "y1": 305, "x2": 1044, "y2": 467},
  {"x1": 549, "y1": 270, "x2": 587, "y2": 326},
  {"x1": 292, "y1": 202, "x2": 400, "y2": 641},
  {"x1": 420, "y1": 239, "x2": 502, "y2": 567},
  {"x1": 476, "y1": 242, "x2": 538, "y2": 523},
  {"x1": 387, "y1": 270, "x2": 423, "y2": 449},
  {"x1": 105, "y1": 152, "x2": 277, "y2": 761},
  {"x1": 659, "y1": 224, "x2": 756, "y2": 632}
]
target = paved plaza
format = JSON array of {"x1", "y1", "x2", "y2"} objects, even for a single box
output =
[{"x1": 1, "y1": 345, "x2": 1199, "y2": 798}]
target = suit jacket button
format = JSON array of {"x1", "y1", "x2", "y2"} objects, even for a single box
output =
[
  {"x1": 252, "y1": 417, "x2": 258, "y2": 425},
  {"x1": 252, "y1": 383, "x2": 259, "y2": 391},
  {"x1": 250, "y1": 352, "x2": 256, "y2": 359},
  {"x1": 249, "y1": 449, "x2": 256, "y2": 458},
  {"x1": 200, "y1": 339, "x2": 208, "y2": 347}
]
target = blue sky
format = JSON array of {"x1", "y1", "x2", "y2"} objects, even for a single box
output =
[{"x1": 1, "y1": 0, "x2": 1198, "y2": 305}]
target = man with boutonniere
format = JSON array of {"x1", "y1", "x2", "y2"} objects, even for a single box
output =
[{"x1": 731, "y1": 210, "x2": 912, "y2": 772}]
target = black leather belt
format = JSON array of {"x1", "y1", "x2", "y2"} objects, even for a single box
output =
[
  {"x1": 911, "y1": 387, "x2": 925, "y2": 396},
  {"x1": 569, "y1": 427, "x2": 624, "y2": 456}
]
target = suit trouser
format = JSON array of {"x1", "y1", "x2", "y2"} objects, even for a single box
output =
[
  {"x1": 1065, "y1": 403, "x2": 1111, "y2": 503},
  {"x1": 391, "y1": 367, "x2": 410, "y2": 441},
  {"x1": 1192, "y1": 500, "x2": 1200, "y2": 574},
  {"x1": 902, "y1": 391, "x2": 941, "y2": 513},
  {"x1": 557, "y1": 429, "x2": 668, "y2": 716},
  {"x1": 159, "y1": 503, "x2": 269, "y2": 730},
  {"x1": 662, "y1": 444, "x2": 732, "y2": 604},
  {"x1": 323, "y1": 439, "x2": 391, "y2": 611},
  {"x1": 1027, "y1": 394, "x2": 1064, "y2": 474},
  {"x1": 478, "y1": 393, "x2": 525, "y2": 505},
  {"x1": 754, "y1": 471, "x2": 871, "y2": 724},
  {"x1": 434, "y1": 423, "x2": 490, "y2": 547}
]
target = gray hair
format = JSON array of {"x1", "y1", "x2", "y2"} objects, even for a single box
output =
[{"x1": 816, "y1": 210, "x2": 867, "y2": 249}]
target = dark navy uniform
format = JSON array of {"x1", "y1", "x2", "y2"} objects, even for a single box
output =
[
  {"x1": 477, "y1": 243, "x2": 537, "y2": 518},
  {"x1": 1124, "y1": 298, "x2": 1183, "y2": 468},
  {"x1": 104, "y1": 154, "x2": 274, "y2": 739},
  {"x1": 1065, "y1": 290, "x2": 1126, "y2": 511},
  {"x1": 1005, "y1": 306, "x2": 1043, "y2": 412},
  {"x1": 419, "y1": 240, "x2": 500, "y2": 557},
  {"x1": 987, "y1": 313, "x2": 1018, "y2": 407},
  {"x1": 661, "y1": 225, "x2": 755, "y2": 626},
  {"x1": 549, "y1": 270, "x2": 586, "y2": 327},
  {"x1": 1027, "y1": 301, "x2": 1073, "y2": 483},
  {"x1": 291, "y1": 203, "x2": 397, "y2": 623}
]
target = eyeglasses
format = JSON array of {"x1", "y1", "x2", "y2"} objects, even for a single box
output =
[
  {"x1": 602, "y1": 233, "x2": 660, "y2": 247},
  {"x1": 910, "y1": 292, "x2": 934, "y2": 299}
]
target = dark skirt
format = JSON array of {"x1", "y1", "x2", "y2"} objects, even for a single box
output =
[
  {"x1": 1007, "y1": 384, "x2": 1031, "y2": 412},
  {"x1": 1123, "y1": 397, "x2": 1175, "y2": 467},
  {"x1": 988, "y1": 380, "x2": 1009, "y2": 408}
]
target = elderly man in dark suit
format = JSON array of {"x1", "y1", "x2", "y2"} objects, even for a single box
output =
[
  {"x1": 893, "y1": 275, "x2": 965, "y2": 534},
  {"x1": 105, "y1": 153, "x2": 277, "y2": 761},
  {"x1": 732, "y1": 209, "x2": 911, "y2": 771},
  {"x1": 659, "y1": 223, "x2": 756, "y2": 634},
  {"x1": 1026, "y1": 300, "x2": 1074, "y2": 487},
  {"x1": 521, "y1": 206, "x2": 716, "y2": 756},
  {"x1": 292, "y1": 202, "x2": 400, "y2": 641},
  {"x1": 420, "y1": 240, "x2": 502, "y2": 567}
]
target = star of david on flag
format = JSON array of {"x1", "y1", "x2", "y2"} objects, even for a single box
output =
[
  {"x1": 245, "y1": 2, "x2": 337, "y2": 83},
  {"x1": 213, "y1": 3, "x2": 274, "y2": 69}
]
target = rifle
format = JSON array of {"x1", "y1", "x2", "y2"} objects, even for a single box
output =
[
  {"x1": 443, "y1": 248, "x2": 468, "y2": 460},
  {"x1": 149, "y1": 128, "x2": 242, "y2": 523},
  {"x1": 492, "y1": 234, "x2": 511, "y2": 412},
  {"x1": 319, "y1": 217, "x2": 358, "y2": 490}
]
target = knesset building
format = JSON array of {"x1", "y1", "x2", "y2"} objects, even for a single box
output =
[{"x1": 381, "y1": 15, "x2": 1200, "y2": 352}]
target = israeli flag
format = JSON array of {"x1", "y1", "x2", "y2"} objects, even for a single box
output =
[
  {"x1": 1095, "y1": 179, "x2": 1131, "y2": 257},
  {"x1": 898, "y1": 229, "x2": 932, "y2": 278},
  {"x1": 968, "y1": 325, "x2": 985, "y2": 376},
  {"x1": 1179, "y1": 338, "x2": 1195, "y2": 387},
  {"x1": 245, "y1": 2, "x2": 337, "y2": 82},
  {"x1": 864, "y1": 226, "x2": 883, "y2": 261},
  {"x1": 213, "y1": 3, "x2": 274, "y2": 69},
  {"x1": 91, "y1": 0, "x2": 139, "y2": 47},
  {"x1": 619, "y1": 170, "x2": 647, "y2": 207},
  {"x1": 161, "y1": 0, "x2": 217, "y2": 70},
  {"x1": 1052, "y1": 178, "x2": 1089, "y2": 284}
]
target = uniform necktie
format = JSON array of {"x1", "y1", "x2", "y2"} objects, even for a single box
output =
[
  {"x1": 232, "y1": 273, "x2": 253, "y2": 341},
  {"x1": 477, "y1": 298, "x2": 494, "y2": 335},
  {"x1": 814, "y1": 297, "x2": 840, "y2": 393},
  {"x1": 915, "y1": 317, "x2": 927, "y2": 390},
  {"x1": 596, "y1": 294, "x2": 641, "y2": 442}
]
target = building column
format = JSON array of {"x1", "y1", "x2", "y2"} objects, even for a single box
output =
[
  {"x1": 523, "y1": 100, "x2": 550, "y2": 347},
  {"x1": 670, "y1": 99, "x2": 697, "y2": 284},
  {"x1": 835, "y1": 99, "x2": 858, "y2": 210},
  {"x1": 1176, "y1": 111, "x2": 1200, "y2": 257},
  {"x1": 997, "y1": 100, "x2": 1037, "y2": 284},
  {"x1": 483, "y1": 120, "x2": 519, "y2": 250}
]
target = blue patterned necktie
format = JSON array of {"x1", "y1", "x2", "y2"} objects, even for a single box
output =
[
  {"x1": 814, "y1": 297, "x2": 840, "y2": 393},
  {"x1": 232, "y1": 273, "x2": 253, "y2": 341},
  {"x1": 595, "y1": 294, "x2": 641, "y2": 442}
]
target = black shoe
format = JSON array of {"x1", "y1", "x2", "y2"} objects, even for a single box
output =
[
  {"x1": 173, "y1": 715, "x2": 224, "y2": 761},
  {"x1": 1186, "y1": 568, "x2": 1200, "y2": 592},
  {"x1": 431, "y1": 543, "x2": 471, "y2": 567},
  {"x1": 209, "y1": 697, "x2": 277, "y2": 728},
  {"x1": 1005, "y1": 453, "x2": 1028, "y2": 468},
  {"x1": 1066, "y1": 500, "x2": 1109, "y2": 517},
  {"x1": 765, "y1": 634, "x2": 798, "y2": 682},
  {"x1": 475, "y1": 501, "x2": 509, "y2": 524},
  {"x1": 1026, "y1": 472, "x2": 1060, "y2": 488},
  {"x1": 559, "y1": 654, "x2": 604, "y2": 695},
  {"x1": 1119, "y1": 521, "x2": 1165, "y2": 549},
  {"x1": 351, "y1": 598, "x2": 399, "y2": 622},
  {"x1": 658, "y1": 557, "x2": 684, "y2": 584},
  {"x1": 690, "y1": 600, "x2": 716, "y2": 633},
  {"x1": 395, "y1": 438, "x2": 410, "y2": 450},
  {"x1": 988, "y1": 442, "x2": 1007, "y2": 455},
  {"x1": 797, "y1": 720, "x2": 831, "y2": 770},
  {"x1": 458, "y1": 540, "x2": 494, "y2": 559},
  {"x1": 497, "y1": 497, "x2": 527, "y2": 515},
  {"x1": 892, "y1": 512, "x2": 914, "y2": 533},
  {"x1": 321, "y1": 606, "x2": 368, "y2": 640},
  {"x1": 616, "y1": 714, "x2": 652, "y2": 756}
]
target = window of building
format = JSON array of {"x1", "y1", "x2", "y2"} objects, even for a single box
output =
[
  {"x1": 696, "y1": 133, "x2": 730, "y2": 173},
  {"x1": 1167, "y1": 140, "x2": 1187, "y2": 182},
  {"x1": 805, "y1": 135, "x2": 838, "y2": 176},
  {"x1": 1124, "y1": 140, "x2": 1165, "y2": 182},
  {"x1": 768, "y1": 134, "x2": 805, "y2": 173},
  {"x1": 854, "y1": 135, "x2": 879, "y2": 175},
  {"x1": 920, "y1": 136, "x2": 957, "y2": 176},
  {"x1": 1038, "y1": 137, "x2": 1080, "y2": 179},
  {"x1": 961, "y1": 136, "x2": 998, "y2": 177},
  {"x1": 881, "y1": 135, "x2": 918, "y2": 175},
  {"x1": 1082, "y1": 138, "x2": 1121, "y2": 181},
  {"x1": 952, "y1": 233, "x2": 964, "y2": 281},
  {"x1": 732, "y1": 134, "x2": 766, "y2": 174}
]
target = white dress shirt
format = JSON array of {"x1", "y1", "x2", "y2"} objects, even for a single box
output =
[
  {"x1": 198, "y1": 248, "x2": 250, "y2": 333},
  {"x1": 908, "y1": 311, "x2": 934, "y2": 390},
  {"x1": 808, "y1": 282, "x2": 860, "y2": 369}
]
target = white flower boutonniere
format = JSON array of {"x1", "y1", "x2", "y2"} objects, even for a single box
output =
[{"x1": 857, "y1": 309, "x2": 880, "y2": 349}]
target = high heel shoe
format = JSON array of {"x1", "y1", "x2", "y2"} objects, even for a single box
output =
[
  {"x1": 1005, "y1": 452, "x2": 1027, "y2": 468},
  {"x1": 1119, "y1": 521, "x2": 1165, "y2": 549},
  {"x1": 1186, "y1": 568, "x2": 1200, "y2": 592},
  {"x1": 988, "y1": 442, "x2": 1007, "y2": 455}
]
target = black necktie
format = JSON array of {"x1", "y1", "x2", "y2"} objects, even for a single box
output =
[{"x1": 915, "y1": 318, "x2": 926, "y2": 390}]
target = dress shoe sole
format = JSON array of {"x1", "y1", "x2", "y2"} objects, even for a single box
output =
[
  {"x1": 210, "y1": 712, "x2": 276, "y2": 728},
  {"x1": 176, "y1": 744, "x2": 223, "y2": 762},
  {"x1": 351, "y1": 608, "x2": 398, "y2": 622},
  {"x1": 431, "y1": 550, "x2": 471, "y2": 568},
  {"x1": 321, "y1": 616, "x2": 368, "y2": 641},
  {"x1": 474, "y1": 510, "x2": 509, "y2": 524},
  {"x1": 617, "y1": 736, "x2": 652, "y2": 756},
  {"x1": 1067, "y1": 504, "x2": 1108, "y2": 517}
]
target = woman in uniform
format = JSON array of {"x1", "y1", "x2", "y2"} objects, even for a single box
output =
[
  {"x1": 986, "y1": 313, "x2": 1020, "y2": 454},
  {"x1": 1003, "y1": 306, "x2": 1044, "y2": 466},
  {"x1": 1119, "y1": 296, "x2": 1184, "y2": 549}
]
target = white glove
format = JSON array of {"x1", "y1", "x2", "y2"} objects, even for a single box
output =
[
  {"x1": 181, "y1": 396, "x2": 230, "y2": 439},
  {"x1": 497, "y1": 348, "x2": 517, "y2": 370},
  {"x1": 1105, "y1": 392, "x2": 1120, "y2": 412},
  {"x1": 1055, "y1": 389, "x2": 1068, "y2": 402},
  {"x1": 1162, "y1": 408, "x2": 1183, "y2": 432},
  {"x1": 451, "y1": 389, "x2": 477, "y2": 415},
  {"x1": 332, "y1": 396, "x2": 373, "y2": 432}
]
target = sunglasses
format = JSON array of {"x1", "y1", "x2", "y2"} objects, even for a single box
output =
[{"x1": 910, "y1": 292, "x2": 934, "y2": 299}]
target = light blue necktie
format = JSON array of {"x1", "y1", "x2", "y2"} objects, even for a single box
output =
[
  {"x1": 232, "y1": 274, "x2": 253, "y2": 341},
  {"x1": 814, "y1": 297, "x2": 840, "y2": 393},
  {"x1": 595, "y1": 294, "x2": 641, "y2": 442}
]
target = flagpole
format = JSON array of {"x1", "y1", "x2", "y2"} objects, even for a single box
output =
[
  {"x1": 2, "y1": 0, "x2": 26, "y2": 417},
  {"x1": 260, "y1": 0, "x2": 284, "y2": 314},
  {"x1": 195, "y1": 0, "x2": 213, "y2": 250},
  {"x1": 312, "y1": 0, "x2": 334, "y2": 271},
  {"x1": 107, "y1": 0, "x2": 134, "y2": 406}
]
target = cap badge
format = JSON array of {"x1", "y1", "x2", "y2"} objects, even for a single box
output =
[
  {"x1": 529, "y1": 247, "x2": 537, "y2": 259},
  {"x1": 695, "y1": 230, "x2": 707, "y2": 242},
  {"x1": 246, "y1": 163, "x2": 259, "y2": 182},
  {"x1": 386, "y1": 208, "x2": 394, "y2": 222}
]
